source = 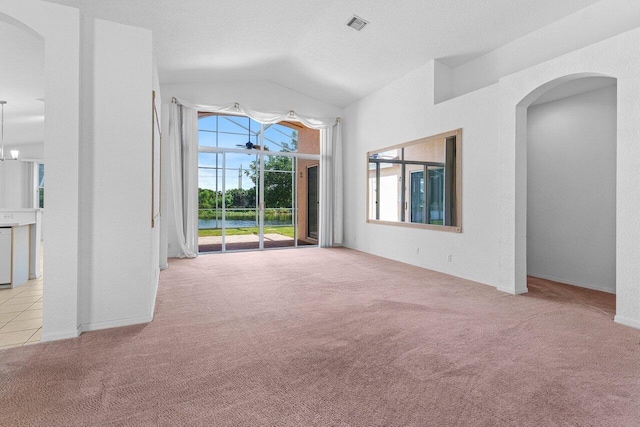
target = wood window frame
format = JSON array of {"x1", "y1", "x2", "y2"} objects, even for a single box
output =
[{"x1": 366, "y1": 128, "x2": 462, "y2": 233}]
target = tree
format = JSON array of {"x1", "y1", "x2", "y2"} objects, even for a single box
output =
[
  {"x1": 198, "y1": 188, "x2": 231, "y2": 212},
  {"x1": 225, "y1": 187, "x2": 256, "y2": 208},
  {"x1": 245, "y1": 132, "x2": 297, "y2": 208}
]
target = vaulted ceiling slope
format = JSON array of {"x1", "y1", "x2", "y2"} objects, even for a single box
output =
[{"x1": 42, "y1": 0, "x2": 605, "y2": 107}]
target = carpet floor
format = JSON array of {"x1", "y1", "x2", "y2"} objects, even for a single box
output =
[{"x1": 0, "y1": 248, "x2": 639, "y2": 426}]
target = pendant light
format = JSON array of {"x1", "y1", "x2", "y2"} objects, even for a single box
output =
[{"x1": 0, "y1": 101, "x2": 19, "y2": 162}]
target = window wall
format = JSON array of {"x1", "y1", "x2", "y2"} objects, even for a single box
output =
[{"x1": 197, "y1": 113, "x2": 320, "y2": 252}]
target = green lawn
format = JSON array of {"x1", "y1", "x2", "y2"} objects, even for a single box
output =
[{"x1": 199, "y1": 226, "x2": 295, "y2": 238}]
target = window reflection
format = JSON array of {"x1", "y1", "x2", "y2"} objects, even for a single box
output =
[{"x1": 367, "y1": 130, "x2": 460, "y2": 231}]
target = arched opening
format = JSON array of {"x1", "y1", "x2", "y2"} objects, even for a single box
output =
[
  {"x1": 0, "y1": 13, "x2": 45, "y2": 347},
  {"x1": 0, "y1": 3, "x2": 81, "y2": 342},
  {"x1": 516, "y1": 74, "x2": 617, "y2": 317}
]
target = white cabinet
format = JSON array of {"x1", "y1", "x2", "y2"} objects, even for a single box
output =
[
  {"x1": 0, "y1": 228, "x2": 10, "y2": 285},
  {"x1": 0, "y1": 209, "x2": 41, "y2": 288},
  {"x1": 0, "y1": 225, "x2": 29, "y2": 288}
]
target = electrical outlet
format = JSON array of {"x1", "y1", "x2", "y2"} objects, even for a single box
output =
[
  {"x1": 447, "y1": 254, "x2": 452, "y2": 262},
  {"x1": 416, "y1": 247, "x2": 420, "y2": 254}
]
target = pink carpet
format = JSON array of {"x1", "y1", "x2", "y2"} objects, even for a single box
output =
[{"x1": 0, "y1": 248, "x2": 638, "y2": 426}]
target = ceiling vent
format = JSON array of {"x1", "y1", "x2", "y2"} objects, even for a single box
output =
[{"x1": 347, "y1": 15, "x2": 369, "y2": 31}]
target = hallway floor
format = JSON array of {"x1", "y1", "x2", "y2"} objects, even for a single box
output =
[{"x1": 0, "y1": 277, "x2": 43, "y2": 349}]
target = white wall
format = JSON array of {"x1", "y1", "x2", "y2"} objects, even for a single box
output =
[
  {"x1": 527, "y1": 84, "x2": 617, "y2": 293},
  {"x1": 160, "y1": 81, "x2": 342, "y2": 260},
  {"x1": 150, "y1": 52, "x2": 162, "y2": 311},
  {"x1": 77, "y1": 17, "x2": 156, "y2": 331},
  {"x1": 0, "y1": 161, "x2": 23, "y2": 208},
  {"x1": 343, "y1": 63, "x2": 501, "y2": 287},
  {"x1": 0, "y1": 143, "x2": 43, "y2": 208},
  {"x1": 343, "y1": 26, "x2": 640, "y2": 329}
]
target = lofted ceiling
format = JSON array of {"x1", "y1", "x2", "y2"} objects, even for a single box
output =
[
  {"x1": 41, "y1": 0, "x2": 602, "y2": 108},
  {"x1": 2, "y1": 0, "x2": 612, "y2": 148}
]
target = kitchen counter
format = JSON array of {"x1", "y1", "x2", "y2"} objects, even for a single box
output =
[{"x1": 0, "y1": 209, "x2": 42, "y2": 287}]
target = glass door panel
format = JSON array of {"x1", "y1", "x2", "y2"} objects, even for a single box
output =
[
  {"x1": 223, "y1": 152, "x2": 260, "y2": 251},
  {"x1": 427, "y1": 166, "x2": 445, "y2": 225},
  {"x1": 263, "y1": 153, "x2": 296, "y2": 249},
  {"x1": 198, "y1": 152, "x2": 223, "y2": 252},
  {"x1": 307, "y1": 165, "x2": 319, "y2": 240},
  {"x1": 410, "y1": 170, "x2": 424, "y2": 223},
  {"x1": 378, "y1": 162, "x2": 400, "y2": 222}
]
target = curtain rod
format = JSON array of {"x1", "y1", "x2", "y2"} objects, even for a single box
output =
[{"x1": 172, "y1": 97, "x2": 341, "y2": 125}]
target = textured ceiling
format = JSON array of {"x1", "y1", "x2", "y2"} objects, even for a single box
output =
[{"x1": 42, "y1": 0, "x2": 602, "y2": 108}]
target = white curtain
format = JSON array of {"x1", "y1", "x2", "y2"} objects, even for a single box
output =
[
  {"x1": 168, "y1": 102, "x2": 198, "y2": 258},
  {"x1": 333, "y1": 120, "x2": 343, "y2": 246},
  {"x1": 319, "y1": 120, "x2": 343, "y2": 247},
  {"x1": 172, "y1": 98, "x2": 343, "y2": 249}
]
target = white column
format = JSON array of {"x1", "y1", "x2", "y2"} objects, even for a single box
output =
[{"x1": 614, "y1": 78, "x2": 640, "y2": 329}]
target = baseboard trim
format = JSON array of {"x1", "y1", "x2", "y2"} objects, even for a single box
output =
[
  {"x1": 497, "y1": 286, "x2": 529, "y2": 295},
  {"x1": 39, "y1": 315, "x2": 155, "y2": 342},
  {"x1": 528, "y1": 273, "x2": 615, "y2": 294},
  {"x1": 41, "y1": 327, "x2": 81, "y2": 342},
  {"x1": 80, "y1": 315, "x2": 153, "y2": 333},
  {"x1": 614, "y1": 315, "x2": 640, "y2": 330},
  {"x1": 150, "y1": 276, "x2": 159, "y2": 319}
]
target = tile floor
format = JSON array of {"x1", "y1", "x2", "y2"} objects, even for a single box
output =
[{"x1": 0, "y1": 277, "x2": 43, "y2": 349}]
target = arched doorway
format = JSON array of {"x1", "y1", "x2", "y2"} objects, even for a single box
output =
[
  {"x1": 525, "y1": 76, "x2": 617, "y2": 303},
  {"x1": 0, "y1": 12, "x2": 45, "y2": 347},
  {"x1": 505, "y1": 72, "x2": 622, "y2": 315},
  {"x1": 0, "y1": 1, "x2": 81, "y2": 341}
]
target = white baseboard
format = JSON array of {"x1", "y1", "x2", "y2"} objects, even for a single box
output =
[
  {"x1": 150, "y1": 275, "x2": 159, "y2": 319},
  {"x1": 80, "y1": 315, "x2": 153, "y2": 333},
  {"x1": 38, "y1": 315, "x2": 154, "y2": 343},
  {"x1": 41, "y1": 327, "x2": 81, "y2": 342},
  {"x1": 528, "y1": 273, "x2": 615, "y2": 294},
  {"x1": 497, "y1": 286, "x2": 529, "y2": 295},
  {"x1": 614, "y1": 315, "x2": 640, "y2": 330}
]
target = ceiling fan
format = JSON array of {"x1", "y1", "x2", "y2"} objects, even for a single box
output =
[
  {"x1": 236, "y1": 141, "x2": 261, "y2": 150},
  {"x1": 235, "y1": 120, "x2": 261, "y2": 149}
]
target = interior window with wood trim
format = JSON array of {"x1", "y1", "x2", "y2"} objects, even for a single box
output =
[{"x1": 367, "y1": 129, "x2": 461, "y2": 232}]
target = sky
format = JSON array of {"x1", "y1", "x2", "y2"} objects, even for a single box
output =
[{"x1": 198, "y1": 115, "x2": 297, "y2": 191}]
